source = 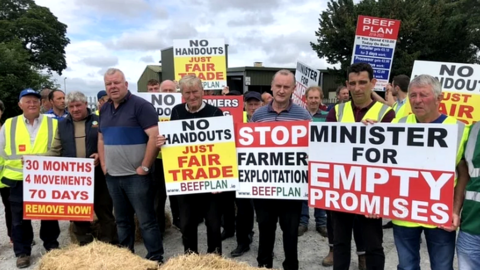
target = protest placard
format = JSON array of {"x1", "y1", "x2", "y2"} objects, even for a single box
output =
[
  {"x1": 203, "y1": 96, "x2": 244, "y2": 124},
  {"x1": 136, "y1": 92, "x2": 182, "y2": 121},
  {"x1": 23, "y1": 156, "x2": 94, "y2": 221},
  {"x1": 173, "y1": 39, "x2": 227, "y2": 90},
  {"x1": 351, "y1": 15, "x2": 401, "y2": 91},
  {"x1": 236, "y1": 121, "x2": 309, "y2": 200},
  {"x1": 308, "y1": 122, "x2": 458, "y2": 226},
  {"x1": 159, "y1": 116, "x2": 238, "y2": 195},
  {"x1": 407, "y1": 61, "x2": 480, "y2": 125},
  {"x1": 292, "y1": 61, "x2": 320, "y2": 109}
]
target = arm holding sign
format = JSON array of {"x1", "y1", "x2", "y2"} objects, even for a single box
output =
[
  {"x1": 45, "y1": 129, "x2": 62, "y2": 156},
  {"x1": 441, "y1": 159, "x2": 469, "y2": 232}
]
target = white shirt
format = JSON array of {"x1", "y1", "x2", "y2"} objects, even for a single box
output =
[
  {"x1": 185, "y1": 101, "x2": 206, "y2": 113},
  {"x1": 0, "y1": 114, "x2": 42, "y2": 158}
]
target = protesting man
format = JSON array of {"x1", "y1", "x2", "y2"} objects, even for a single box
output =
[
  {"x1": 45, "y1": 90, "x2": 68, "y2": 120},
  {"x1": 250, "y1": 70, "x2": 311, "y2": 270},
  {"x1": 298, "y1": 86, "x2": 327, "y2": 237},
  {"x1": 230, "y1": 91, "x2": 263, "y2": 258},
  {"x1": 98, "y1": 68, "x2": 164, "y2": 264},
  {"x1": 391, "y1": 75, "x2": 469, "y2": 270},
  {"x1": 40, "y1": 88, "x2": 52, "y2": 113},
  {"x1": 261, "y1": 92, "x2": 273, "y2": 104},
  {"x1": 156, "y1": 74, "x2": 224, "y2": 255},
  {"x1": 46, "y1": 91, "x2": 117, "y2": 246},
  {"x1": 458, "y1": 120, "x2": 480, "y2": 270},
  {"x1": 147, "y1": 79, "x2": 161, "y2": 92},
  {"x1": 160, "y1": 80, "x2": 177, "y2": 93},
  {"x1": 325, "y1": 63, "x2": 395, "y2": 270},
  {"x1": 327, "y1": 86, "x2": 349, "y2": 111},
  {"x1": 95, "y1": 90, "x2": 109, "y2": 115},
  {"x1": 0, "y1": 89, "x2": 59, "y2": 268}
]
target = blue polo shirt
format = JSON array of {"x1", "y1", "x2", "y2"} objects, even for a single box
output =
[
  {"x1": 99, "y1": 91, "x2": 158, "y2": 176},
  {"x1": 45, "y1": 109, "x2": 68, "y2": 120},
  {"x1": 251, "y1": 101, "x2": 312, "y2": 122}
]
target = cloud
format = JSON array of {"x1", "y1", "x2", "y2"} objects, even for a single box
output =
[
  {"x1": 139, "y1": 55, "x2": 155, "y2": 63},
  {"x1": 226, "y1": 12, "x2": 275, "y2": 27},
  {"x1": 73, "y1": 0, "x2": 149, "y2": 17},
  {"x1": 81, "y1": 56, "x2": 119, "y2": 67}
]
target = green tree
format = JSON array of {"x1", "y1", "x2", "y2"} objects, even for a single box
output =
[
  {"x1": 0, "y1": 0, "x2": 69, "y2": 120},
  {"x1": 311, "y1": 0, "x2": 480, "y2": 82}
]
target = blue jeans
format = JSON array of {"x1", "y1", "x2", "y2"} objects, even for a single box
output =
[
  {"x1": 300, "y1": 200, "x2": 326, "y2": 227},
  {"x1": 106, "y1": 174, "x2": 164, "y2": 261},
  {"x1": 457, "y1": 230, "x2": 480, "y2": 270},
  {"x1": 393, "y1": 225, "x2": 455, "y2": 270}
]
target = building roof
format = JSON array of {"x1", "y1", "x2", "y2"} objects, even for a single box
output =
[{"x1": 147, "y1": 65, "x2": 162, "y2": 73}]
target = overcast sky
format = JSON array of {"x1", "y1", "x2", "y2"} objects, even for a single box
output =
[{"x1": 35, "y1": 0, "x2": 332, "y2": 97}]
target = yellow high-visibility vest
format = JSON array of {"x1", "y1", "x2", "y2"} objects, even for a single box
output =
[
  {"x1": 243, "y1": 111, "x2": 248, "y2": 123},
  {"x1": 95, "y1": 110, "x2": 100, "y2": 115},
  {"x1": 392, "y1": 99, "x2": 411, "y2": 118},
  {"x1": 335, "y1": 101, "x2": 392, "y2": 122},
  {"x1": 391, "y1": 114, "x2": 469, "y2": 228},
  {"x1": 3, "y1": 115, "x2": 57, "y2": 181},
  {"x1": 0, "y1": 156, "x2": 6, "y2": 188}
]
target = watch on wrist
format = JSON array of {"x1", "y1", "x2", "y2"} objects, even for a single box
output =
[{"x1": 141, "y1": 166, "x2": 149, "y2": 172}]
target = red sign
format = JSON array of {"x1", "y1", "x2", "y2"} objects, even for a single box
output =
[
  {"x1": 182, "y1": 96, "x2": 244, "y2": 124},
  {"x1": 355, "y1": 15, "x2": 401, "y2": 39},
  {"x1": 235, "y1": 121, "x2": 309, "y2": 148},
  {"x1": 309, "y1": 162, "x2": 454, "y2": 226}
]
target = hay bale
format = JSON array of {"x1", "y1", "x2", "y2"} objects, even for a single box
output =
[
  {"x1": 36, "y1": 241, "x2": 158, "y2": 270},
  {"x1": 159, "y1": 254, "x2": 276, "y2": 270}
]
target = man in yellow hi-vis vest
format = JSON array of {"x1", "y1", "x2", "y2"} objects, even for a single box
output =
[
  {"x1": 390, "y1": 75, "x2": 470, "y2": 270},
  {"x1": 325, "y1": 63, "x2": 395, "y2": 270},
  {"x1": 0, "y1": 89, "x2": 59, "y2": 269},
  {"x1": 95, "y1": 90, "x2": 108, "y2": 115}
]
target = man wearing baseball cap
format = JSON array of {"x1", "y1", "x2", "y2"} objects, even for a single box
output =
[
  {"x1": 243, "y1": 91, "x2": 263, "y2": 123},
  {"x1": 96, "y1": 90, "x2": 108, "y2": 115},
  {"x1": 0, "y1": 89, "x2": 59, "y2": 268}
]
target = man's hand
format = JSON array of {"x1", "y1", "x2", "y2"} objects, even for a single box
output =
[
  {"x1": 156, "y1": 135, "x2": 166, "y2": 148},
  {"x1": 222, "y1": 86, "x2": 229, "y2": 95},
  {"x1": 136, "y1": 166, "x2": 148, "y2": 176},
  {"x1": 439, "y1": 213, "x2": 459, "y2": 232},
  {"x1": 101, "y1": 165, "x2": 107, "y2": 175},
  {"x1": 361, "y1": 119, "x2": 378, "y2": 125},
  {"x1": 90, "y1": 153, "x2": 99, "y2": 166}
]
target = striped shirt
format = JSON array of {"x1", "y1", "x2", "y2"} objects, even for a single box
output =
[{"x1": 251, "y1": 101, "x2": 312, "y2": 122}]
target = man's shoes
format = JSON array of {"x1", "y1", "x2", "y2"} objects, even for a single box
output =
[
  {"x1": 230, "y1": 245, "x2": 250, "y2": 257},
  {"x1": 358, "y1": 254, "x2": 366, "y2": 270},
  {"x1": 16, "y1": 255, "x2": 31, "y2": 269},
  {"x1": 221, "y1": 230, "x2": 234, "y2": 241},
  {"x1": 298, "y1": 224, "x2": 308, "y2": 236},
  {"x1": 316, "y1": 226, "x2": 328, "y2": 237},
  {"x1": 382, "y1": 221, "x2": 393, "y2": 229},
  {"x1": 322, "y1": 249, "x2": 333, "y2": 266}
]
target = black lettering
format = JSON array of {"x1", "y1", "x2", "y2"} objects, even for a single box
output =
[
  {"x1": 297, "y1": 152, "x2": 308, "y2": 166},
  {"x1": 284, "y1": 152, "x2": 294, "y2": 166},
  {"x1": 383, "y1": 149, "x2": 398, "y2": 164},
  {"x1": 369, "y1": 126, "x2": 385, "y2": 144},
  {"x1": 340, "y1": 126, "x2": 356, "y2": 143},
  {"x1": 352, "y1": 147, "x2": 363, "y2": 161},
  {"x1": 258, "y1": 153, "x2": 268, "y2": 165},
  {"x1": 407, "y1": 127, "x2": 425, "y2": 146},
  {"x1": 310, "y1": 125, "x2": 329, "y2": 142},
  {"x1": 182, "y1": 120, "x2": 195, "y2": 131},
  {"x1": 365, "y1": 148, "x2": 381, "y2": 163},
  {"x1": 428, "y1": 128, "x2": 448, "y2": 147},
  {"x1": 386, "y1": 127, "x2": 405, "y2": 146}
]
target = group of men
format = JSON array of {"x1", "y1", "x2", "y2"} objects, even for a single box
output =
[{"x1": 0, "y1": 62, "x2": 479, "y2": 270}]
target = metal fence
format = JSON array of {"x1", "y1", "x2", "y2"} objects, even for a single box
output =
[{"x1": 87, "y1": 96, "x2": 98, "y2": 111}]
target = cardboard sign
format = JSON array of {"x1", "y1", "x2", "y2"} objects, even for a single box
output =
[
  {"x1": 292, "y1": 61, "x2": 320, "y2": 109},
  {"x1": 408, "y1": 60, "x2": 480, "y2": 125},
  {"x1": 173, "y1": 39, "x2": 227, "y2": 90},
  {"x1": 236, "y1": 121, "x2": 309, "y2": 200},
  {"x1": 203, "y1": 96, "x2": 244, "y2": 124},
  {"x1": 136, "y1": 93, "x2": 183, "y2": 121},
  {"x1": 351, "y1": 15, "x2": 401, "y2": 91},
  {"x1": 308, "y1": 122, "x2": 458, "y2": 226},
  {"x1": 159, "y1": 116, "x2": 239, "y2": 195},
  {"x1": 23, "y1": 156, "x2": 95, "y2": 221}
]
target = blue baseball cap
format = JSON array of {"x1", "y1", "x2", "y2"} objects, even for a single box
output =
[
  {"x1": 244, "y1": 91, "x2": 262, "y2": 102},
  {"x1": 97, "y1": 90, "x2": 107, "y2": 100},
  {"x1": 19, "y1": 88, "x2": 41, "y2": 101}
]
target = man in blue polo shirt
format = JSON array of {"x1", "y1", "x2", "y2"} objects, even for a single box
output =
[
  {"x1": 44, "y1": 90, "x2": 68, "y2": 120},
  {"x1": 251, "y1": 69, "x2": 311, "y2": 270},
  {"x1": 98, "y1": 68, "x2": 163, "y2": 264}
]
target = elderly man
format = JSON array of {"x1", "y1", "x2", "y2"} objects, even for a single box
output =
[
  {"x1": 45, "y1": 90, "x2": 68, "y2": 120},
  {"x1": 46, "y1": 91, "x2": 117, "y2": 246},
  {"x1": 327, "y1": 86, "x2": 350, "y2": 111},
  {"x1": 458, "y1": 121, "x2": 480, "y2": 269},
  {"x1": 156, "y1": 75, "x2": 224, "y2": 255},
  {"x1": 98, "y1": 68, "x2": 163, "y2": 263},
  {"x1": 250, "y1": 70, "x2": 311, "y2": 270},
  {"x1": 160, "y1": 80, "x2": 177, "y2": 93},
  {"x1": 325, "y1": 63, "x2": 395, "y2": 270},
  {"x1": 0, "y1": 89, "x2": 59, "y2": 268},
  {"x1": 391, "y1": 75, "x2": 470, "y2": 270}
]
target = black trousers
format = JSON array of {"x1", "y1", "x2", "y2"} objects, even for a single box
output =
[
  {"x1": 254, "y1": 199, "x2": 302, "y2": 270},
  {"x1": 73, "y1": 168, "x2": 117, "y2": 245},
  {"x1": 331, "y1": 211, "x2": 384, "y2": 270},
  {"x1": 177, "y1": 192, "x2": 222, "y2": 254},
  {"x1": 220, "y1": 191, "x2": 236, "y2": 234},
  {"x1": 153, "y1": 158, "x2": 167, "y2": 233},
  {"x1": 235, "y1": 198, "x2": 254, "y2": 246},
  {"x1": 4, "y1": 179, "x2": 60, "y2": 257},
  {"x1": 326, "y1": 210, "x2": 365, "y2": 253},
  {"x1": 0, "y1": 187, "x2": 12, "y2": 239}
]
